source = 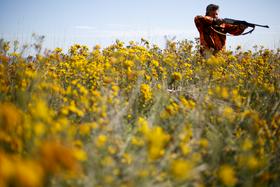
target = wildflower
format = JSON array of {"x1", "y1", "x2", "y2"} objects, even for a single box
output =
[
  {"x1": 180, "y1": 143, "x2": 192, "y2": 155},
  {"x1": 0, "y1": 102, "x2": 22, "y2": 132},
  {"x1": 221, "y1": 87, "x2": 229, "y2": 99},
  {"x1": 231, "y1": 89, "x2": 243, "y2": 107},
  {"x1": 140, "y1": 84, "x2": 153, "y2": 102},
  {"x1": 95, "y1": 134, "x2": 107, "y2": 148},
  {"x1": 34, "y1": 122, "x2": 45, "y2": 136},
  {"x1": 3, "y1": 42, "x2": 10, "y2": 52},
  {"x1": 247, "y1": 155, "x2": 259, "y2": 170},
  {"x1": 199, "y1": 138, "x2": 209, "y2": 148},
  {"x1": 131, "y1": 136, "x2": 145, "y2": 146},
  {"x1": 67, "y1": 101, "x2": 84, "y2": 117},
  {"x1": 101, "y1": 156, "x2": 114, "y2": 167},
  {"x1": 121, "y1": 153, "x2": 133, "y2": 165},
  {"x1": 151, "y1": 60, "x2": 159, "y2": 67},
  {"x1": 39, "y1": 141, "x2": 81, "y2": 174},
  {"x1": 79, "y1": 124, "x2": 91, "y2": 136},
  {"x1": 180, "y1": 97, "x2": 196, "y2": 110},
  {"x1": 170, "y1": 159, "x2": 194, "y2": 180},
  {"x1": 218, "y1": 165, "x2": 237, "y2": 186},
  {"x1": 137, "y1": 117, "x2": 150, "y2": 135},
  {"x1": 108, "y1": 146, "x2": 117, "y2": 155},
  {"x1": 0, "y1": 151, "x2": 14, "y2": 183},
  {"x1": 172, "y1": 72, "x2": 182, "y2": 81},
  {"x1": 146, "y1": 126, "x2": 170, "y2": 160},
  {"x1": 137, "y1": 169, "x2": 149, "y2": 178},
  {"x1": 73, "y1": 148, "x2": 87, "y2": 161},
  {"x1": 156, "y1": 84, "x2": 161, "y2": 89},
  {"x1": 111, "y1": 85, "x2": 120, "y2": 96},
  {"x1": 223, "y1": 106, "x2": 235, "y2": 122},
  {"x1": 94, "y1": 44, "x2": 101, "y2": 50},
  {"x1": 206, "y1": 56, "x2": 226, "y2": 66},
  {"x1": 124, "y1": 60, "x2": 134, "y2": 67},
  {"x1": 30, "y1": 99, "x2": 53, "y2": 122},
  {"x1": 14, "y1": 160, "x2": 44, "y2": 187},
  {"x1": 242, "y1": 138, "x2": 253, "y2": 151},
  {"x1": 54, "y1": 47, "x2": 62, "y2": 53},
  {"x1": 164, "y1": 102, "x2": 180, "y2": 116}
]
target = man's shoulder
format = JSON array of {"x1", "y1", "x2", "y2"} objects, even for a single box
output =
[
  {"x1": 195, "y1": 15, "x2": 213, "y2": 20},
  {"x1": 195, "y1": 15, "x2": 203, "y2": 19},
  {"x1": 194, "y1": 15, "x2": 203, "y2": 22}
]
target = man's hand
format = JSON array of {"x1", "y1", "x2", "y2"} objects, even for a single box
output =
[
  {"x1": 213, "y1": 18, "x2": 224, "y2": 25},
  {"x1": 239, "y1": 24, "x2": 248, "y2": 30}
]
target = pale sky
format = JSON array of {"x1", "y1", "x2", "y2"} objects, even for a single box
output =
[{"x1": 0, "y1": 0, "x2": 279, "y2": 50}]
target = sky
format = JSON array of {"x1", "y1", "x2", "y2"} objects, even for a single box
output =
[{"x1": 0, "y1": 0, "x2": 280, "y2": 51}]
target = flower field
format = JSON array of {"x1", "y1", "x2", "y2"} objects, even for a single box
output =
[{"x1": 0, "y1": 38, "x2": 279, "y2": 187}]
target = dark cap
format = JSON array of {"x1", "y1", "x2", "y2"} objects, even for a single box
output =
[{"x1": 206, "y1": 4, "x2": 219, "y2": 15}]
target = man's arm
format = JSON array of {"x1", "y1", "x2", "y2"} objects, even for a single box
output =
[
  {"x1": 194, "y1": 15, "x2": 215, "y2": 26},
  {"x1": 224, "y1": 24, "x2": 247, "y2": 35},
  {"x1": 195, "y1": 16, "x2": 224, "y2": 31}
]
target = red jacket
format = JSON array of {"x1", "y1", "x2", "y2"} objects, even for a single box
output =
[{"x1": 194, "y1": 16, "x2": 246, "y2": 53}]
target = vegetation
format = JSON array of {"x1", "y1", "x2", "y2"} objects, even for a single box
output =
[{"x1": 0, "y1": 37, "x2": 279, "y2": 187}]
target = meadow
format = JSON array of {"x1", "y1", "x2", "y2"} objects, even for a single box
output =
[{"x1": 0, "y1": 37, "x2": 279, "y2": 187}]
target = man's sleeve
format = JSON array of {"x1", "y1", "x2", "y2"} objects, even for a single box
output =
[
  {"x1": 224, "y1": 24, "x2": 246, "y2": 35},
  {"x1": 194, "y1": 16, "x2": 214, "y2": 31}
]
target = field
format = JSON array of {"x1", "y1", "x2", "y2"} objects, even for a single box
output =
[{"x1": 0, "y1": 37, "x2": 279, "y2": 187}]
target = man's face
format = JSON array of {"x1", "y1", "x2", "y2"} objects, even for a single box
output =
[{"x1": 209, "y1": 10, "x2": 219, "y2": 18}]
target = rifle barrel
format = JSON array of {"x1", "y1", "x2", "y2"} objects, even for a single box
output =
[{"x1": 253, "y1": 24, "x2": 269, "y2": 28}]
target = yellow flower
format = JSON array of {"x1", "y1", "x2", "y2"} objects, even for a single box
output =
[
  {"x1": 180, "y1": 143, "x2": 192, "y2": 155},
  {"x1": 218, "y1": 165, "x2": 237, "y2": 186},
  {"x1": 145, "y1": 126, "x2": 170, "y2": 160},
  {"x1": 101, "y1": 156, "x2": 114, "y2": 167},
  {"x1": 148, "y1": 146, "x2": 165, "y2": 160},
  {"x1": 151, "y1": 60, "x2": 159, "y2": 67},
  {"x1": 223, "y1": 106, "x2": 235, "y2": 122},
  {"x1": 124, "y1": 60, "x2": 134, "y2": 67},
  {"x1": 242, "y1": 138, "x2": 253, "y2": 151},
  {"x1": 0, "y1": 102, "x2": 22, "y2": 132},
  {"x1": 34, "y1": 122, "x2": 45, "y2": 136},
  {"x1": 140, "y1": 84, "x2": 153, "y2": 102},
  {"x1": 95, "y1": 134, "x2": 107, "y2": 148},
  {"x1": 199, "y1": 138, "x2": 209, "y2": 148},
  {"x1": 180, "y1": 97, "x2": 196, "y2": 110},
  {"x1": 67, "y1": 101, "x2": 84, "y2": 117},
  {"x1": 31, "y1": 99, "x2": 52, "y2": 121},
  {"x1": 39, "y1": 140, "x2": 81, "y2": 174},
  {"x1": 156, "y1": 84, "x2": 161, "y2": 89},
  {"x1": 221, "y1": 87, "x2": 229, "y2": 99},
  {"x1": 131, "y1": 136, "x2": 145, "y2": 146},
  {"x1": 170, "y1": 159, "x2": 194, "y2": 180},
  {"x1": 207, "y1": 56, "x2": 226, "y2": 66},
  {"x1": 163, "y1": 102, "x2": 180, "y2": 117},
  {"x1": 0, "y1": 151, "x2": 44, "y2": 187},
  {"x1": 108, "y1": 146, "x2": 117, "y2": 155},
  {"x1": 247, "y1": 155, "x2": 259, "y2": 170},
  {"x1": 172, "y1": 72, "x2": 182, "y2": 81},
  {"x1": 121, "y1": 153, "x2": 133, "y2": 165},
  {"x1": 73, "y1": 148, "x2": 87, "y2": 161},
  {"x1": 137, "y1": 117, "x2": 150, "y2": 135},
  {"x1": 14, "y1": 160, "x2": 44, "y2": 187},
  {"x1": 0, "y1": 151, "x2": 14, "y2": 182},
  {"x1": 79, "y1": 124, "x2": 91, "y2": 136}
]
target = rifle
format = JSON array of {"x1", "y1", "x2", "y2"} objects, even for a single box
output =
[
  {"x1": 223, "y1": 18, "x2": 269, "y2": 28},
  {"x1": 212, "y1": 18, "x2": 269, "y2": 36}
]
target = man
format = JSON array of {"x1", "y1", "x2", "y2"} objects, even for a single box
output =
[{"x1": 194, "y1": 4, "x2": 247, "y2": 55}]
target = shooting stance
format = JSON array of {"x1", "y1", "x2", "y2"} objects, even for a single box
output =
[{"x1": 194, "y1": 4, "x2": 247, "y2": 55}]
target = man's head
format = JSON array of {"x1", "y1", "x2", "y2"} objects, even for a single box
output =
[{"x1": 206, "y1": 4, "x2": 219, "y2": 18}]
